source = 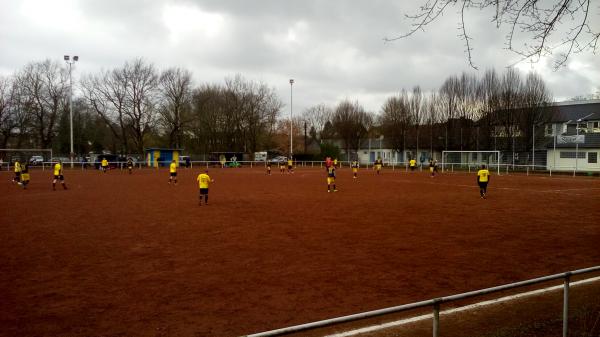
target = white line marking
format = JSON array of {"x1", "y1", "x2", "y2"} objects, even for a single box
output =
[{"x1": 326, "y1": 276, "x2": 600, "y2": 337}]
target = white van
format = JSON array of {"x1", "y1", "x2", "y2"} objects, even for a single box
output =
[{"x1": 254, "y1": 152, "x2": 267, "y2": 161}]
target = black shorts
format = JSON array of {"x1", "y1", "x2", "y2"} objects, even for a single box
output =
[
  {"x1": 288, "y1": 165, "x2": 292, "y2": 169},
  {"x1": 170, "y1": 172, "x2": 177, "y2": 177},
  {"x1": 54, "y1": 175, "x2": 64, "y2": 180},
  {"x1": 478, "y1": 181, "x2": 488, "y2": 189},
  {"x1": 410, "y1": 166, "x2": 416, "y2": 171},
  {"x1": 199, "y1": 188, "x2": 209, "y2": 195}
]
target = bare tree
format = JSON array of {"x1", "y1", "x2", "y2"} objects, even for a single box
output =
[
  {"x1": 189, "y1": 76, "x2": 281, "y2": 155},
  {"x1": 158, "y1": 67, "x2": 192, "y2": 148},
  {"x1": 476, "y1": 69, "x2": 502, "y2": 150},
  {"x1": 302, "y1": 104, "x2": 333, "y2": 141},
  {"x1": 520, "y1": 72, "x2": 553, "y2": 161},
  {"x1": 455, "y1": 72, "x2": 478, "y2": 150},
  {"x1": 15, "y1": 60, "x2": 68, "y2": 149},
  {"x1": 190, "y1": 84, "x2": 226, "y2": 154},
  {"x1": 123, "y1": 59, "x2": 159, "y2": 153},
  {"x1": 439, "y1": 75, "x2": 459, "y2": 150},
  {"x1": 388, "y1": 1, "x2": 599, "y2": 69},
  {"x1": 408, "y1": 86, "x2": 424, "y2": 158},
  {"x1": 244, "y1": 81, "x2": 282, "y2": 153},
  {"x1": 380, "y1": 90, "x2": 411, "y2": 155},
  {"x1": 81, "y1": 68, "x2": 130, "y2": 153},
  {"x1": 332, "y1": 100, "x2": 372, "y2": 158},
  {"x1": 0, "y1": 76, "x2": 16, "y2": 149},
  {"x1": 423, "y1": 92, "x2": 442, "y2": 156},
  {"x1": 497, "y1": 67, "x2": 524, "y2": 162}
]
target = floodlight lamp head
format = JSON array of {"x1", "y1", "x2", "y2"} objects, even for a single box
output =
[
  {"x1": 73, "y1": 56, "x2": 79, "y2": 62},
  {"x1": 289, "y1": 79, "x2": 294, "y2": 84},
  {"x1": 64, "y1": 55, "x2": 70, "y2": 61}
]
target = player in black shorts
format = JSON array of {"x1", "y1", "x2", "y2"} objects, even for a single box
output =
[{"x1": 127, "y1": 158, "x2": 134, "y2": 174}]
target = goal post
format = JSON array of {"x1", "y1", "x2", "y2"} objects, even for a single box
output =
[{"x1": 441, "y1": 150, "x2": 501, "y2": 175}]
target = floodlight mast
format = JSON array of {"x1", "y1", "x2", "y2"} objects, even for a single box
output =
[
  {"x1": 64, "y1": 55, "x2": 78, "y2": 168},
  {"x1": 289, "y1": 79, "x2": 294, "y2": 160}
]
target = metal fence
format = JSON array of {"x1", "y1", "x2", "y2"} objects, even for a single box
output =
[
  {"x1": 2, "y1": 160, "x2": 599, "y2": 177},
  {"x1": 242, "y1": 265, "x2": 600, "y2": 337}
]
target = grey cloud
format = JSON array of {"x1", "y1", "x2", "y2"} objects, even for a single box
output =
[{"x1": 0, "y1": 0, "x2": 598, "y2": 114}]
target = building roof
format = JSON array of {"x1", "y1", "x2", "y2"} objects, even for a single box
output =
[{"x1": 549, "y1": 102, "x2": 600, "y2": 123}]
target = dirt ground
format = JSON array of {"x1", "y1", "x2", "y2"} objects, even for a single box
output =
[{"x1": 1, "y1": 166, "x2": 599, "y2": 337}]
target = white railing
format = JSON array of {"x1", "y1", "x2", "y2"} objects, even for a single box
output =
[
  {"x1": 440, "y1": 162, "x2": 600, "y2": 176},
  {"x1": 2, "y1": 160, "x2": 599, "y2": 177},
  {"x1": 242, "y1": 265, "x2": 600, "y2": 337}
]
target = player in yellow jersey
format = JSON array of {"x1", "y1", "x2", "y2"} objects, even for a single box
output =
[
  {"x1": 333, "y1": 158, "x2": 338, "y2": 169},
  {"x1": 169, "y1": 160, "x2": 178, "y2": 185},
  {"x1": 53, "y1": 160, "x2": 68, "y2": 190},
  {"x1": 326, "y1": 165, "x2": 337, "y2": 192},
  {"x1": 287, "y1": 158, "x2": 293, "y2": 174},
  {"x1": 13, "y1": 160, "x2": 22, "y2": 184},
  {"x1": 476, "y1": 164, "x2": 490, "y2": 199},
  {"x1": 101, "y1": 158, "x2": 109, "y2": 173},
  {"x1": 20, "y1": 163, "x2": 30, "y2": 189},
  {"x1": 196, "y1": 169, "x2": 214, "y2": 205},
  {"x1": 409, "y1": 158, "x2": 417, "y2": 172},
  {"x1": 374, "y1": 157, "x2": 382, "y2": 175},
  {"x1": 351, "y1": 160, "x2": 359, "y2": 179}
]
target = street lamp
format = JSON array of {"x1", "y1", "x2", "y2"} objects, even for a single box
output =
[
  {"x1": 64, "y1": 55, "x2": 79, "y2": 167},
  {"x1": 289, "y1": 79, "x2": 294, "y2": 159},
  {"x1": 575, "y1": 113, "x2": 595, "y2": 173}
]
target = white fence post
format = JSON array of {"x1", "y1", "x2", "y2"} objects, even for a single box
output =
[
  {"x1": 433, "y1": 301, "x2": 440, "y2": 337},
  {"x1": 563, "y1": 273, "x2": 570, "y2": 337}
]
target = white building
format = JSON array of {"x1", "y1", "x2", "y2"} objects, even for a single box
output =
[{"x1": 544, "y1": 100, "x2": 600, "y2": 172}]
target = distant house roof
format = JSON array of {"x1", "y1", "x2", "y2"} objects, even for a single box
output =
[{"x1": 548, "y1": 101, "x2": 600, "y2": 123}]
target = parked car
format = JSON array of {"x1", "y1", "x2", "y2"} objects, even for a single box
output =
[
  {"x1": 269, "y1": 156, "x2": 288, "y2": 164},
  {"x1": 29, "y1": 156, "x2": 44, "y2": 165},
  {"x1": 179, "y1": 155, "x2": 191, "y2": 167}
]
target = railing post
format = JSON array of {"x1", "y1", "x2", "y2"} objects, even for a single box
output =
[
  {"x1": 433, "y1": 300, "x2": 440, "y2": 337},
  {"x1": 563, "y1": 272, "x2": 570, "y2": 337}
]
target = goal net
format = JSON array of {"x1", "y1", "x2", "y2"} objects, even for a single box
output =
[{"x1": 441, "y1": 151, "x2": 500, "y2": 175}]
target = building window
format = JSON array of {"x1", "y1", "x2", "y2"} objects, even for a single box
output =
[
  {"x1": 560, "y1": 151, "x2": 586, "y2": 159},
  {"x1": 545, "y1": 124, "x2": 553, "y2": 136},
  {"x1": 589, "y1": 121, "x2": 600, "y2": 132},
  {"x1": 589, "y1": 152, "x2": 598, "y2": 164}
]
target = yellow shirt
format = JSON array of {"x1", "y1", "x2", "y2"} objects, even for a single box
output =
[
  {"x1": 197, "y1": 173, "x2": 211, "y2": 189},
  {"x1": 477, "y1": 169, "x2": 490, "y2": 182},
  {"x1": 101, "y1": 159, "x2": 108, "y2": 167},
  {"x1": 14, "y1": 162, "x2": 21, "y2": 173},
  {"x1": 170, "y1": 162, "x2": 177, "y2": 173},
  {"x1": 54, "y1": 163, "x2": 61, "y2": 176},
  {"x1": 287, "y1": 159, "x2": 292, "y2": 166},
  {"x1": 409, "y1": 159, "x2": 416, "y2": 167}
]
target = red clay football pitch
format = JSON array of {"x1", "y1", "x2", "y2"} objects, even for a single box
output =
[{"x1": 1, "y1": 166, "x2": 599, "y2": 336}]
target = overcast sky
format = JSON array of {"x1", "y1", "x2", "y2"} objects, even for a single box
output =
[{"x1": 1, "y1": 0, "x2": 598, "y2": 115}]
